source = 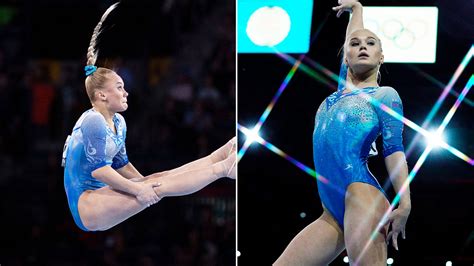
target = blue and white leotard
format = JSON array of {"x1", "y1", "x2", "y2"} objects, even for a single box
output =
[
  {"x1": 312, "y1": 63, "x2": 404, "y2": 229},
  {"x1": 63, "y1": 109, "x2": 129, "y2": 231}
]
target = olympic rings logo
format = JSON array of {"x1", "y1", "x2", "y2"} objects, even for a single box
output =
[{"x1": 366, "y1": 18, "x2": 429, "y2": 50}]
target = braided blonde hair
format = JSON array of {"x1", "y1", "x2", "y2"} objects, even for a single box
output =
[{"x1": 85, "y1": 2, "x2": 119, "y2": 102}]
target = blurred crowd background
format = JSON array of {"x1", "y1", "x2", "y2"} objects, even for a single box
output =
[{"x1": 0, "y1": 0, "x2": 235, "y2": 265}]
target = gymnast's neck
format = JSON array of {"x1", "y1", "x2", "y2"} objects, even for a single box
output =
[{"x1": 346, "y1": 67, "x2": 379, "y2": 90}]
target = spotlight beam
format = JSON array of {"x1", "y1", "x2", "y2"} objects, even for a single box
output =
[
  {"x1": 406, "y1": 64, "x2": 474, "y2": 107},
  {"x1": 423, "y1": 45, "x2": 473, "y2": 126},
  {"x1": 276, "y1": 52, "x2": 337, "y2": 89},
  {"x1": 404, "y1": 45, "x2": 474, "y2": 158},
  {"x1": 437, "y1": 75, "x2": 474, "y2": 133}
]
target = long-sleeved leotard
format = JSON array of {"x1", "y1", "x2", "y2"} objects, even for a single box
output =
[{"x1": 63, "y1": 109, "x2": 129, "y2": 231}]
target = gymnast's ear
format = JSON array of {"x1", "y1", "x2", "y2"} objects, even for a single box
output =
[
  {"x1": 96, "y1": 90, "x2": 107, "y2": 101},
  {"x1": 380, "y1": 54, "x2": 384, "y2": 65}
]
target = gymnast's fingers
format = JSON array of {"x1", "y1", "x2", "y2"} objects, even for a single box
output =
[
  {"x1": 386, "y1": 230, "x2": 393, "y2": 244},
  {"x1": 392, "y1": 231, "x2": 399, "y2": 251},
  {"x1": 337, "y1": 9, "x2": 344, "y2": 18}
]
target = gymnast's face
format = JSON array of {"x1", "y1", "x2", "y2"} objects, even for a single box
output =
[
  {"x1": 345, "y1": 29, "x2": 384, "y2": 74},
  {"x1": 99, "y1": 72, "x2": 129, "y2": 112}
]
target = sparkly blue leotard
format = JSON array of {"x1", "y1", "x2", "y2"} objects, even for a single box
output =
[
  {"x1": 63, "y1": 109, "x2": 129, "y2": 231},
  {"x1": 312, "y1": 64, "x2": 404, "y2": 229}
]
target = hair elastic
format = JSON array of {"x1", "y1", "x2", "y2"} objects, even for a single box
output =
[{"x1": 85, "y1": 65, "x2": 97, "y2": 76}]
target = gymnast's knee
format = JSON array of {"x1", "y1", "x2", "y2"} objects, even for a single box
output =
[
  {"x1": 80, "y1": 213, "x2": 99, "y2": 231},
  {"x1": 81, "y1": 216, "x2": 112, "y2": 231}
]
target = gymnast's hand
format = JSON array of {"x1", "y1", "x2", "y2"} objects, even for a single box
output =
[
  {"x1": 135, "y1": 182, "x2": 161, "y2": 207},
  {"x1": 385, "y1": 207, "x2": 410, "y2": 251},
  {"x1": 210, "y1": 137, "x2": 237, "y2": 163},
  {"x1": 332, "y1": 0, "x2": 361, "y2": 18}
]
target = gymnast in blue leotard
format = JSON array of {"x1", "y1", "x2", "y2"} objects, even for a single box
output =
[
  {"x1": 313, "y1": 63, "x2": 404, "y2": 230},
  {"x1": 63, "y1": 110, "x2": 129, "y2": 231},
  {"x1": 62, "y1": 2, "x2": 236, "y2": 232},
  {"x1": 274, "y1": 1, "x2": 412, "y2": 265}
]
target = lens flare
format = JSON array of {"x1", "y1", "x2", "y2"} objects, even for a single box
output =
[
  {"x1": 425, "y1": 130, "x2": 445, "y2": 148},
  {"x1": 238, "y1": 124, "x2": 329, "y2": 183}
]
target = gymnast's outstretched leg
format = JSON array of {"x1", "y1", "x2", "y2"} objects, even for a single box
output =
[
  {"x1": 78, "y1": 153, "x2": 235, "y2": 231},
  {"x1": 274, "y1": 209, "x2": 345, "y2": 266},
  {"x1": 344, "y1": 182, "x2": 389, "y2": 265}
]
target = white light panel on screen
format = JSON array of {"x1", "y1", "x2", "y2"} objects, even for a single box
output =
[{"x1": 362, "y1": 7, "x2": 438, "y2": 63}]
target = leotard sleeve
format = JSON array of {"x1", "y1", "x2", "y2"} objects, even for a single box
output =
[
  {"x1": 81, "y1": 113, "x2": 112, "y2": 170},
  {"x1": 375, "y1": 87, "x2": 405, "y2": 157}
]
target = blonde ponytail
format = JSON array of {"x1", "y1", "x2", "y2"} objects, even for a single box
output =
[
  {"x1": 86, "y1": 2, "x2": 119, "y2": 67},
  {"x1": 85, "y1": 2, "x2": 119, "y2": 102}
]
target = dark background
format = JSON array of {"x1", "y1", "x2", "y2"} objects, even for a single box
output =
[
  {"x1": 0, "y1": 0, "x2": 235, "y2": 265},
  {"x1": 238, "y1": 0, "x2": 473, "y2": 265}
]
